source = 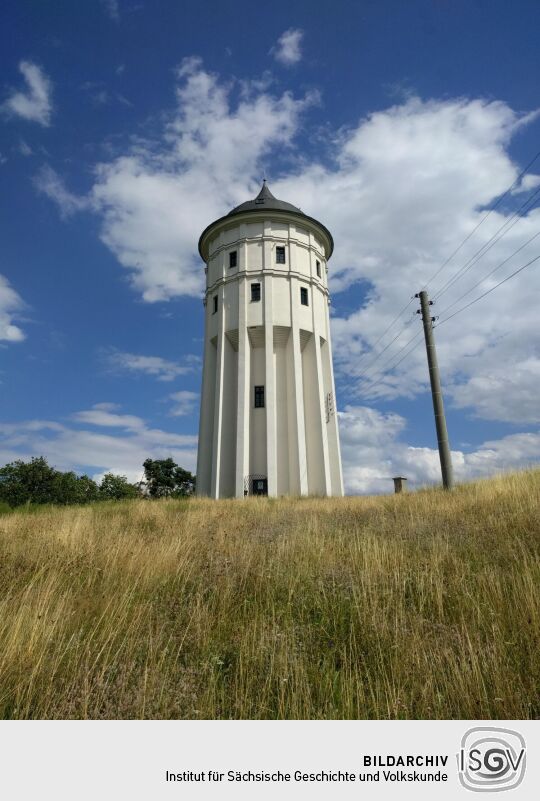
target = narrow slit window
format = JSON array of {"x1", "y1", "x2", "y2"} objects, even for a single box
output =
[
  {"x1": 251, "y1": 282, "x2": 261, "y2": 302},
  {"x1": 229, "y1": 251, "x2": 237, "y2": 268},
  {"x1": 316, "y1": 260, "x2": 321, "y2": 277},
  {"x1": 300, "y1": 287, "x2": 309, "y2": 306},
  {"x1": 212, "y1": 295, "x2": 218, "y2": 314},
  {"x1": 254, "y1": 385, "x2": 265, "y2": 408},
  {"x1": 276, "y1": 246, "x2": 286, "y2": 264}
]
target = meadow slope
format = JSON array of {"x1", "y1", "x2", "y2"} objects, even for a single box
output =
[{"x1": 0, "y1": 470, "x2": 539, "y2": 719}]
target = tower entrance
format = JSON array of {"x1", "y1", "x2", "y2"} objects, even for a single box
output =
[{"x1": 244, "y1": 475, "x2": 268, "y2": 496}]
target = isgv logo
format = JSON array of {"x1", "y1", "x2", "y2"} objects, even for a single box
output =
[{"x1": 458, "y1": 727, "x2": 526, "y2": 792}]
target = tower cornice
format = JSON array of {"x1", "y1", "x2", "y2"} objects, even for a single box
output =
[{"x1": 198, "y1": 207, "x2": 334, "y2": 262}]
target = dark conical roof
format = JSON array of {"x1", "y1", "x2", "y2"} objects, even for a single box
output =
[
  {"x1": 198, "y1": 180, "x2": 334, "y2": 260},
  {"x1": 228, "y1": 180, "x2": 303, "y2": 217}
]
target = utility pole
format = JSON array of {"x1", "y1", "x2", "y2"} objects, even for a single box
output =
[{"x1": 416, "y1": 290, "x2": 454, "y2": 490}]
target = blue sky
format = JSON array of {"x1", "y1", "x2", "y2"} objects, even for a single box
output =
[{"x1": 1, "y1": 0, "x2": 540, "y2": 492}]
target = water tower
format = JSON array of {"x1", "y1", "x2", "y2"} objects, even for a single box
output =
[{"x1": 196, "y1": 181, "x2": 343, "y2": 498}]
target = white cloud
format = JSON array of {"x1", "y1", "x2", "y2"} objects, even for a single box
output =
[
  {"x1": 0, "y1": 401, "x2": 535, "y2": 494},
  {"x1": 267, "y1": 96, "x2": 540, "y2": 428},
  {"x1": 512, "y1": 173, "x2": 540, "y2": 193},
  {"x1": 71, "y1": 405, "x2": 145, "y2": 432},
  {"x1": 339, "y1": 405, "x2": 540, "y2": 494},
  {"x1": 450, "y1": 354, "x2": 540, "y2": 424},
  {"x1": 167, "y1": 390, "x2": 199, "y2": 417},
  {"x1": 34, "y1": 165, "x2": 88, "y2": 218},
  {"x1": 106, "y1": 350, "x2": 197, "y2": 381},
  {"x1": 271, "y1": 28, "x2": 304, "y2": 66},
  {"x1": 2, "y1": 61, "x2": 53, "y2": 126},
  {"x1": 87, "y1": 57, "x2": 316, "y2": 301},
  {"x1": 0, "y1": 275, "x2": 26, "y2": 342},
  {"x1": 0, "y1": 405, "x2": 197, "y2": 483},
  {"x1": 36, "y1": 59, "x2": 540, "y2": 428}
]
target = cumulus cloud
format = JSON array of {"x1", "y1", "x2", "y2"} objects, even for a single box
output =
[
  {"x1": 105, "y1": 349, "x2": 197, "y2": 381},
  {"x1": 268, "y1": 96, "x2": 540, "y2": 427},
  {"x1": 167, "y1": 390, "x2": 199, "y2": 417},
  {"x1": 0, "y1": 405, "x2": 197, "y2": 484},
  {"x1": 339, "y1": 405, "x2": 540, "y2": 494},
  {"x1": 2, "y1": 61, "x2": 53, "y2": 126},
  {"x1": 450, "y1": 353, "x2": 540, "y2": 424},
  {"x1": 271, "y1": 28, "x2": 304, "y2": 66},
  {"x1": 37, "y1": 58, "x2": 540, "y2": 430},
  {"x1": 0, "y1": 275, "x2": 26, "y2": 342},
  {"x1": 87, "y1": 56, "x2": 316, "y2": 301}
]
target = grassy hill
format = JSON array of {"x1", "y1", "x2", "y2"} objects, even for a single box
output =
[{"x1": 0, "y1": 469, "x2": 538, "y2": 719}]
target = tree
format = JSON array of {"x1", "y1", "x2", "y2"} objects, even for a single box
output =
[
  {"x1": 52, "y1": 471, "x2": 99, "y2": 505},
  {"x1": 142, "y1": 458, "x2": 195, "y2": 498},
  {"x1": 99, "y1": 473, "x2": 139, "y2": 500},
  {"x1": 0, "y1": 457, "x2": 59, "y2": 507},
  {"x1": 0, "y1": 457, "x2": 99, "y2": 507}
]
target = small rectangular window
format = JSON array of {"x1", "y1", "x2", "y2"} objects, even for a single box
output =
[
  {"x1": 229, "y1": 251, "x2": 237, "y2": 268},
  {"x1": 213, "y1": 295, "x2": 218, "y2": 314},
  {"x1": 254, "y1": 385, "x2": 265, "y2": 408},
  {"x1": 276, "y1": 246, "x2": 286, "y2": 264},
  {"x1": 300, "y1": 287, "x2": 309, "y2": 306},
  {"x1": 316, "y1": 260, "x2": 321, "y2": 278},
  {"x1": 251, "y1": 282, "x2": 261, "y2": 302}
]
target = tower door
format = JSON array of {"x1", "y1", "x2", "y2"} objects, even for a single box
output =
[
  {"x1": 253, "y1": 478, "x2": 268, "y2": 495},
  {"x1": 245, "y1": 475, "x2": 268, "y2": 496}
]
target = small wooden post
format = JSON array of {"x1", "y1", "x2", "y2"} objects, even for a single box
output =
[{"x1": 392, "y1": 476, "x2": 408, "y2": 494}]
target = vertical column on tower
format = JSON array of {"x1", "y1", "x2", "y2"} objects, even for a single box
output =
[
  {"x1": 264, "y1": 271, "x2": 277, "y2": 496},
  {"x1": 210, "y1": 280, "x2": 225, "y2": 499},
  {"x1": 196, "y1": 307, "x2": 215, "y2": 496},
  {"x1": 310, "y1": 242, "x2": 332, "y2": 495},
  {"x1": 235, "y1": 270, "x2": 250, "y2": 498},
  {"x1": 288, "y1": 239, "x2": 308, "y2": 496},
  {"x1": 324, "y1": 297, "x2": 344, "y2": 496}
]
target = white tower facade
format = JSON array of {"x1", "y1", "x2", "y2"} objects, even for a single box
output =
[{"x1": 196, "y1": 182, "x2": 343, "y2": 499}]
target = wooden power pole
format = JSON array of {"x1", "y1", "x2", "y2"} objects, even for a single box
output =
[{"x1": 416, "y1": 290, "x2": 454, "y2": 490}]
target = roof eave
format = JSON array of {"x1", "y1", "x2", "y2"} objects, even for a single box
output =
[{"x1": 198, "y1": 208, "x2": 334, "y2": 262}]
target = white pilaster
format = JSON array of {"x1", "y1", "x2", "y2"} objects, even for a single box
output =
[
  {"x1": 289, "y1": 274, "x2": 308, "y2": 495},
  {"x1": 196, "y1": 308, "x2": 214, "y2": 496},
  {"x1": 210, "y1": 287, "x2": 225, "y2": 499},
  {"x1": 313, "y1": 333, "x2": 332, "y2": 496},
  {"x1": 325, "y1": 299, "x2": 345, "y2": 496},
  {"x1": 235, "y1": 277, "x2": 250, "y2": 497},
  {"x1": 264, "y1": 273, "x2": 277, "y2": 496}
]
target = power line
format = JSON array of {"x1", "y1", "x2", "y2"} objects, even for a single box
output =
[
  {"x1": 422, "y1": 147, "x2": 540, "y2": 291},
  {"x1": 361, "y1": 312, "x2": 416, "y2": 376},
  {"x1": 360, "y1": 328, "x2": 424, "y2": 393},
  {"x1": 436, "y1": 253, "x2": 540, "y2": 328},
  {"x1": 384, "y1": 330, "x2": 424, "y2": 373},
  {"x1": 355, "y1": 149, "x2": 540, "y2": 396},
  {"x1": 355, "y1": 297, "x2": 415, "y2": 370},
  {"x1": 356, "y1": 150, "x2": 540, "y2": 375},
  {"x1": 432, "y1": 184, "x2": 540, "y2": 301},
  {"x1": 437, "y1": 229, "x2": 540, "y2": 318},
  {"x1": 361, "y1": 247, "x2": 540, "y2": 396}
]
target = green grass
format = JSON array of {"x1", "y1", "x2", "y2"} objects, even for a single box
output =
[{"x1": 0, "y1": 469, "x2": 539, "y2": 719}]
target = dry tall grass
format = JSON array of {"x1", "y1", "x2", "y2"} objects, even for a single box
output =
[{"x1": 0, "y1": 469, "x2": 538, "y2": 719}]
